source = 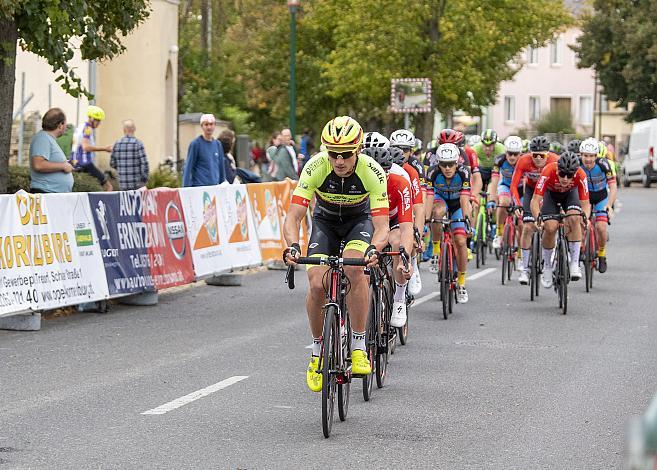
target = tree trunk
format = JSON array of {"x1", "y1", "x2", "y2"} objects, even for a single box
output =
[{"x1": 0, "y1": 17, "x2": 18, "y2": 194}]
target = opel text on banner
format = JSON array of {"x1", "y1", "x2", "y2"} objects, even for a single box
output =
[{"x1": 0, "y1": 191, "x2": 109, "y2": 316}]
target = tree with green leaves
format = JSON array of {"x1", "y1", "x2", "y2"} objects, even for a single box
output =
[
  {"x1": 0, "y1": 1, "x2": 150, "y2": 193},
  {"x1": 575, "y1": 0, "x2": 657, "y2": 122}
]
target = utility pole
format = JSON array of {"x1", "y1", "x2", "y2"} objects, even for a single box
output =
[{"x1": 288, "y1": 0, "x2": 300, "y2": 139}]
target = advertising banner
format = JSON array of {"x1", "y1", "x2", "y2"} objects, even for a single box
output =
[
  {"x1": 247, "y1": 182, "x2": 284, "y2": 262},
  {"x1": 0, "y1": 191, "x2": 108, "y2": 316},
  {"x1": 390, "y1": 78, "x2": 432, "y2": 113},
  {"x1": 217, "y1": 184, "x2": 261, "y2": 268},
  {"x1": 88, "y1": 191, "x2": 154, "y2": 295},
  {"x1": 141, "y1": 188, "x2": 195, "y2": 289}
]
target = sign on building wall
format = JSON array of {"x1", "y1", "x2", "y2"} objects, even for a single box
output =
[{"x1": 390, "y1": 78, "x2": 432, "y2": 113}]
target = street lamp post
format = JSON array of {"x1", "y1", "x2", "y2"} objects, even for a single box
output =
[{"x1": 288, "y1": 0, "x2": 300, "y2": 139}]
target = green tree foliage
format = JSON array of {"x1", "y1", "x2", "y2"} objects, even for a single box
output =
[
  {"x1": 575, "y1": 0, "x2": 657, "y2": 122},
  {"x1": 180, "y1": 0, "x2": 571, "y2": 142},
  {"x1": 533, "y1": 108, "x2": 576, "y2": 135},
  {"x1": 0, "y1": 0, "x2": 150, "y2": 193}
]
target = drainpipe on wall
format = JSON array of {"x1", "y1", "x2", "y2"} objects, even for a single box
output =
[{"x1": 89, "y1": 60, "x2": 97, "y2": 105}]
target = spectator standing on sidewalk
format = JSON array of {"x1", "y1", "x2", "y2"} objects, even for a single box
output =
[
  {"x1": 299, "y1": 128, "x2": 315, "y2": 166},
  {"x1": 72, "y1": 105, "x2": 114, "y2": 191},
  {"x1": 182, "y1": 113, "x2": 226, "y2": 187},
  {"x1": 29, "y1": 107, "x2": 74, "y2": 193},
  {"x1": 271, "y1": 128, "x2": 300, "y2": 181},
  {"x1": 110, "y1": 120, "x2": 150, "y2": 190}
]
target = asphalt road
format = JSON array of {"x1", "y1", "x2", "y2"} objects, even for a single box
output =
[{"x1": 1, "y1": 187, "x2": 656, "y2": 469}]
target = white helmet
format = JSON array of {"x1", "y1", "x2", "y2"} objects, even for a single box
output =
[
  {"x1": 579, "y1": 137, "x2": 599, "y2": 155},
  {"x1": 504, "y1": 136, "x2": 523, "y2": 153},
  {"x1": 436, "y1": 143, "x2": 460, "y2": 163},
  {"x1": 362, "y1": 131, "x2": 390, "y2": 149},
  {"x1": 390, "y1": 129, "x2": 415, "y2": 148}
]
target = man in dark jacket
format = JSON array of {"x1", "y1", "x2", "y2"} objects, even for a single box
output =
[{"x1": 182, "y1": 114, "x2": 226, "y2": 187}]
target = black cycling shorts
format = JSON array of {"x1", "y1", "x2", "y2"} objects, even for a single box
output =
[
  {"x1": 541, "y1": 188, "x2": 581, "y2": 220},
  {"x1": 307, "y1": 215, "x2": 373, "y2": 258},
  {"x1": 479, "y1": 167, "x2": 493, "y2": 187}
]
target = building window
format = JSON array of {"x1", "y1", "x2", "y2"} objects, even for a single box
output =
[
  {"x1": 600, "y1": 94, "x2": 609, "y2": 112},
  {"x1": 529, "y1": 96, "x2": 541, "y2": 121},
  {"x1": 579, "y1": 96, "x2": 593, "y2": 125},
  {"x1": 527, "y1": 45, "x2": 539, "y2": 65},
  {"x1": 504, "y1": 96, "x2": 516, "y2": 122},
  {"x1": 550, "y1": 37, "x2": 563, "y2": 65}
]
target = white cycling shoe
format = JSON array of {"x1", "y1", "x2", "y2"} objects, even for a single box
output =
[
  {"x1": 570, "y1": 263, "x2": 582, "y2": 281},
  {"x1": 408, "y1": 269, "x2": 422, "y2": 296},
  {"x1": 429, "y1": 256, "x2": 439, "y2": 274},
  {"x1": 391, "y1": 301, "x2": 407, "y2": 327},
  {"x1": 456, "y1": 285, "x2": 469, "y2": 303},
  {"x1": 518, "y1": 270, "x2": 529, "y2": 285},
  {"x1": 541, "y1": 268, "x2": 553, "y2": 288},
  {"x1": 492, "y1": 236, "x2": 502, "y2": 250}
]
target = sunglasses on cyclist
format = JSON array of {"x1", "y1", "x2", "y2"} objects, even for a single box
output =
[
  {"x1": 558, "y1": 170, "x2": 575, "y2": 179},
  {"x1": 327, "y1": 150, "x2": 356, "y2": 160},
  {"x1": 438, "y1": 161, "x2": 457, "y2": 168},
  {"x1": 532, "y1": 152, "x2": 547, "y2": 159},
  {"x1": 507, "y1": 152, "x2": 520, "y2": 157}
]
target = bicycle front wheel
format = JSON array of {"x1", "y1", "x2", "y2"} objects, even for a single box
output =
[
  {"x1": 338, "y1": 312, "x2": 350, "y2": 421},
  {"x1": 362, "y1": 293, "x2": 376, "y2": 402},
  {"x1": 376, "y1": 286, "x2": 389, "y2": 388},
  {"x1": 321, "y1": 306, "x2": 337, "y2": 437},
  {"x1": 440, "y1": 245, "x2": 449, "y2": 320},
  {"x1": 558, "y1": 238, "x2": 569, "y2": 315}
]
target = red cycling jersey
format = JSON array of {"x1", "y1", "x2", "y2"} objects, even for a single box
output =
[
  {"x1": 510, "y1": 152, "x2": 559, "y2": 204},
  {"x1": 403, "y1": 162, "x2": 423, "y2": 206},
  {"x1": 387, "y1": 171, "x2": 413, "y2": 226},
  {"x1": 534, "y1": 162, "x2": 589, "y2": 200}
]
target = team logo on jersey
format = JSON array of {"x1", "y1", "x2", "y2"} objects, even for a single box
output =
[
  {"x1": 367, "y1": 162, "x2": 385, "y2": 183},
  {"x1": 309, "y1": 242, "x2": 319, "y2": 249},
  {"x1": 360, "y1": 231, "x2": 371, "y2": 237}
]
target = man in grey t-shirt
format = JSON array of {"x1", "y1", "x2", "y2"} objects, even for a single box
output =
[{"x1": 29, "y1": 108, "x2": 74, "y2": 193}]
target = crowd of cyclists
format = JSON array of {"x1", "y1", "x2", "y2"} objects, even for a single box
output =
[{"x1": 282, "y1": 115, "x2": 618, "y2": 396}]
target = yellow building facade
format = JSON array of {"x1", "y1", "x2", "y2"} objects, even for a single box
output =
[{"x1": 12, "y1": 0, "x2": 179, "y2": 172}]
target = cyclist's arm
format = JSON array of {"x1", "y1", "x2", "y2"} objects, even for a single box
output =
[
  {"x1": 470, "y1": 172, "x2": 483, "y2": 201},
  {"x1": 371, "y1": 215, "x2": 390, "y2": 252},
  {"x1": 510, "y1": 163, "x2": 524, "y2": 206},
  {"x1": 576, "y1": 171, "x2": 591, "y2": 217},
  {"x1": 399, "y1": 221, "x2": 414, "y2": 255},
  {"x1": 489, "y1": 172, "x2": 500, "y2": 202},
  {"x1": 81, "y1": 139, "x2": 111, "y2": 153},
  {"x1": 283, "y1": 203, "x2": 307, "y2": 247},
  {"x1": 530, "y1": 194, "x2": 542, "y2": 221}
]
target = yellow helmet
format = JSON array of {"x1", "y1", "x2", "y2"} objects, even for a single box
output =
[
  {"x1": 597, "y1": 140, "x2": 608, "y2": 159},
  {"x1": 321, "y1": 116, "x2": 363, "y2": 151},
  {"x1": 87, "y1": 105, "x2": 106, "y2": 121}
]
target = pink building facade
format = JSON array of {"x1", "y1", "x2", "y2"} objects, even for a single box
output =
[{"x1": 487, "y1": 28, "x2": 596, "y2": 139}]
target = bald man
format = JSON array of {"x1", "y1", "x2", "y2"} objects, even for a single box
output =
[{"x1": 110, "y1": 119, "x2": 150, "y2": 190}]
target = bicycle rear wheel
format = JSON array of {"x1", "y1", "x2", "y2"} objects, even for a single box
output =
[
  {"x1": 321, "y1": 306, "x2": 337, "y2": 438},
  {"x1": 362, "y1": 292, "x2": 376, "y2": 402},
  {"x1": 475, "y1": 214, "x2": 485, "y2": 268},
  {"x1": 398, "y1": 289, "x2": 410, "y2": 346},
  {"x1": 440, "y1": 245, "x2": 449, "y2": 319},
  {"x1": 587, "y1": 224, "x2": 596, "y2": 291},
  {"x1": 533, "y1": 231, "x2": 541, "y2": 298}
]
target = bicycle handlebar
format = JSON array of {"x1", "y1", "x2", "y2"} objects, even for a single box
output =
[
  {"x1": 285, "y1": 256, "x2": 369, "y2": 290},
  {"x1": 383, "y1": 246, "x2": 410, "y2": 271}
]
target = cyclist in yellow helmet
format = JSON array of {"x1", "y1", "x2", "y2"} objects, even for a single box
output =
[
  {"x1": 283, "y1": 116, "x2": 390, "y2": 392},
  {"x1": 72, "y1": 105, "x2": 114, "y2": 191}
]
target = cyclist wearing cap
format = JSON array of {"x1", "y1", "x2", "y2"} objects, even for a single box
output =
[
  {"x1": 427, "y1": 143, "x2": 472, "y2": 303},
  {"x1": 72, "y1": 105, "x2": 114, "y2": 191},
  {"x1": 490, "y1": 136, "x2": 524, "y2": 257},
  {"x1": 390, "y1": 129, "x2": 425, "y2": 297},
  {"x1": 532, "y1": 151, "x2": 590, "y2": 286},
  {"x1": 362, "y1": 146, "x2": 414, "y2": 327},
  {"x1": 471, "y1": 129, "x2": 506, "y2": 193},
  {"x1": 283, "y1": 116, "x2": 389, "y2": 392},
  {"x1": 580, "y1": 138, "x2": 616, "y2": 273},
  {"x1": 510, "y1": 135, "x2": 560, "y2": 284}
]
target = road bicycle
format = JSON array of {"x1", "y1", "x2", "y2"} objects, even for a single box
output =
[
  {"x1": 582, "y1": 209, "x2": 609, "y2": 292},
  {"x1": 473, "y1": 192, "x2": 496, "y2": 268},
  {"x1": 286, "y1": 255, "x2": 368, "y2": 438},
  {"x1": 498, "y1": 205, "x2": 522, "y2": 285},
  {"x1": 433, "y1": 217, "x2": 469, "y2": 320},
  {"x1": 362, "y1": 248, "x2": 409, "y2": 401},
  {"x1": 540, "y1": 212, "x2": 584, "y2": 315}
]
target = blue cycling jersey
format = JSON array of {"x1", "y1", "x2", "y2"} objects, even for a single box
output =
[
  {"x1": 427, "y1": 164, "x2": 471, "y2": 202},
  {"x1": 493, "y1": 153, "x2": 515, "y2": 187},
  {"x1": 581, "y1": 158, "x2": 614, "y2": 192}
]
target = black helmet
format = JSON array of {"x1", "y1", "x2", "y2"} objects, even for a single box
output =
[
  {"x1": 361, "y1": 147, "x2": 393, "y2": 171},
  {"x1": 481, "y1": 129, "x2": 498, "y2": 145},
  {"x1": 567, "y1": 139, "x2": 582, "y2": 154},
  {"x1": 558, "y1": 151, "x2": 581, "y2": 174},
  {"x1": 529, "y1": 135, "x2": 550, "y2": 152},
  {"x1": 389, "y1": 146, "x2": 405, "y2": 166}
]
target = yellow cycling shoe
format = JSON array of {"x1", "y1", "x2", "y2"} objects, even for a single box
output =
[
  {"x1": 467, "y1": 248, "x2": 473, "y2": 261},
  {"x1": 306, "y1": 356, "x2": 322, "y2": 392},
  {"x1": 351, "y1": 349, "x2": 371, "y2": 375}
]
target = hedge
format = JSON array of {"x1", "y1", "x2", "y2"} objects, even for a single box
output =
[{"x1": 8, "y1": 165, "x2": 103, "y2": 194}]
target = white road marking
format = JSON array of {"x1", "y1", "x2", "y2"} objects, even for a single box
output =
[
  {"x1": 141, "y1": 376, "x2": 248, "y2": 415},
  {"x1": 413, "y1": 267, "x2": 497, "y2": 306}
]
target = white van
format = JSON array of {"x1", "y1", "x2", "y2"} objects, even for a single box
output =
[{"x1": 622, "y1": 118, "x2": 657, "y2": 187}]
